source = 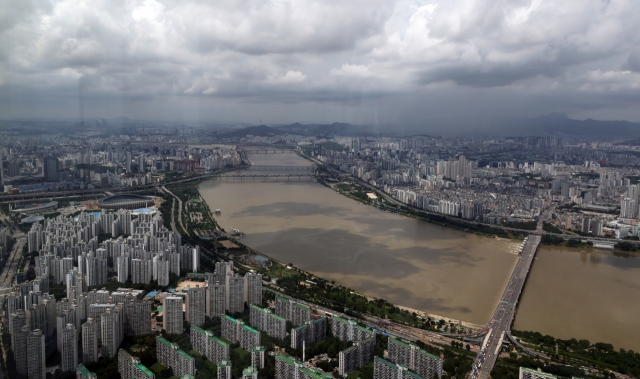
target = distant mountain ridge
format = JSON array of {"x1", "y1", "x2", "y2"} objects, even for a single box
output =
[{"x1": 503, "y1": 113, "x2": 640, "y2": 137}]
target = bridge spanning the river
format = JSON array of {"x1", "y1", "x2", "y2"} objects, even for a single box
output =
[
  {"x1": 214, "y1": 174, "x2": 316, "y2": 182},
  {"x1": 238, "y1": 149, "x2": 297, "y2": 154},
  {"x1": 469, "y1": 219, "x2": 543, "y2": 379},
  {"x1": 245, "y1": 165, "x2": 316, "y2": 171}
]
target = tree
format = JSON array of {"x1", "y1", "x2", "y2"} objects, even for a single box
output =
[{"x1": 466, "y1": 344, "x2": 471, "y2": 351}]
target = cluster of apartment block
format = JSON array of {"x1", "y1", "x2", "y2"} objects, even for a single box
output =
[
  {"x1": 156, "y1": 336, "x2": 196, "y2": 377},
  {"x1": 7, "y1": 284, "x2": 150, "y2": 378},
  {"x1": 162, "y1": 263, "x2": 262, "y2": 335},
  {"x1": 275, "y1": 296, "x2": 311, "y2": 325},
  {"x1": 374, "y1": 356, "x2": 428, "y2": 379},
  {"x1": 330, "y1": 316, "x2": 376, "y2": 377},
  {"x1": 206, "y1": 262, "x2": 263, "y2": 316},
  {"x1": 275, "y1": 354, "x2": 333, "y2": 379},
  {"x1": 27, "y1": 211, "x2": 200, "y2": 290},
  {"x1": 384, "y1": 337, "x2": 443, "y2": 379}
]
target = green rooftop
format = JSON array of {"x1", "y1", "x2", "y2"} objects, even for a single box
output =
[
  {"x1": 76, "y1": 364, "x2": 97, "y2": 379},
  {"x1": 176, "y1": 349, "x2": 194, "y2": 361},
  {"x1": 157, "y1": 336, "x2": 173, "y2": 347},
  {"x1": 218, "y1": 360, "x2": 232, "y2": 368},
  {"x1": 275, "y1": 354, "x2": 299, "y2": 367},
  {"x1": 521, "y1": 368, "x2": 557, "y2": 379},
  {"x1": 135, "y1": 363, "x2": 155, "y2": 377},
  {"x1": 299, "y1": 367, "x2": 332, "y2": 379},
  {"x1": 293, "y1": 303, "x2": 310, "y2": 310},
  {"x1": 242, "y1": 324, "x2": 260, "y2": 334},
  {"x1": 223, "y1": 315, "x2": 237, "y2": 322},
  {"x1": 389, "y1": 337, "x2": 411, "y2": 349},
  {"x1": 276, "y1": 296, "x2": 290, "y2": 303},
  {"x1": 268, "y1": 313, "x2": 286, "y2": 321},
  {"x1": 191, "y1": 325, "x2": 206, "y2": 335},
  {"x1": 416, "y1": 347, "x2": 440, "y2": 360},
  {"x1": 243, "y1": 366, "x2": 258, "y2": 376},
  {"x1": 209, "y1": 335, "x2": 230, "y2": 346}
]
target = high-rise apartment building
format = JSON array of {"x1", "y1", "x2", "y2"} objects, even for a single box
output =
[
  {"x1": 275, "y1": 354, "x2": 332, "y2": 379},
  {"x1": 61, "y1": 323, "x2": 78, "y2": 372},
  {"x1": 217, "y1": 360, "x2": 232, "y2": 379},
  {"x1": 124, "y1": 299, "x2": 151, "y2": 337},
  {"x1": 249, "y1": 304, "x2": 286, "y2": 340},
  {"x1": 221, "y1": 314, "x2": 261, "y2": 350},
  {"x1": 331, "y1": 316, "x2": 373, "y2": 342},
  {"x1": 163, "y1": 296, "x2": 183, "y2": 335},
  {"x1": 131, "y1": 258, "x2": 153, "y2": 284},
  {"x1": 275, "y1": 296, "x2": 311, "y2": 326},
  {"x1": 186, "y1": 285, "x2": 206, "y2": 327},
  {"x1": 101, "y1": 306, "x2": 125, "y2": 359},
  {"x1": 387, "y1": 337, "x2": 443, "y2": 379},
  {"x1": 338, "y1": 337, "x2": 376, "y2": 377},
  {"x1": 251, "y1": 346, "x2": 265, "y2": 369},
  {"x1": 27, "y1": 329, "x2": 46, "y2": 379},
  {"x1": 374, "y1": 356, "x2": 427, "y2": 379},
  {"x1": 242, "y1": 366, "x2": 259, "y2": 379},
  {"x1": 519, "y1": 367, "x2": 557, "y2": 379},
  {"x1": 227, "y1": 274, "x2": 245, "y2": 313},
  {"x1": 244, "y1": 271, "x2": 262, "y2": 305},
  {"x1": 118, "y1": 349, "x2": 156, "y2": 379},
  {"x1": 13, "y1": 325, "x2": 30, "y2": 376},
  {"x1": 157, "y1": 260, "x2": 170, "y2": 286},
  {"x1": 156, "y1": 337, "x2": 196, "y2": 378},
  {"x1": 206, "y1": 280, "x2": 226, "y2": 318},
  {"x1": 291, "y1": 317, "x2": 327, "y2": 349},
  {"x1": 191, "y1": 325, "x2": 229, "y2": 363},
  {"x1": 82, "y1": 318, "x2": 99, "y2": 363}
]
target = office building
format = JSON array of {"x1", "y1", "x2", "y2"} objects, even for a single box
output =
[
  {"x1": 387, "y1": 338, "x2": 443, "y2": 379},
  {"x1": 374, "y1": 357, "x2": 427, "y2": 379},
  {"x1": 44, "y1": 156, "x2": 59, "y2": 182},
  {"x1": 61, "y1": 324, "x2": 78, "y2": 372},
  {"x1": 82, "y1": 318, "x2": 99, "y2": 363},
  {"x1": 163, "y1": 296, "x2": 183, "y2": 335},
  {"x1": 186, "y1": 285, "x2": 206, "y2": 327},
  {"x1": 27, "y1": 329, "x2": 46, "y2": 379}
]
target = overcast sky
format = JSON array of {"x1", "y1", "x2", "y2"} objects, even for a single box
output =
[{"x1": 1, "y1": 0, "x2": 639, "y2": 129}]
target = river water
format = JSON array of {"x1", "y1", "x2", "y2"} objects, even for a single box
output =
[
  {"x1": 513, "y1": 246, "x2": 640, "y2": 351},
  {"x1": 199, "y1": 153, "x2": 640, "y2": 350},
  {"x1": 200, "y1": 153, "x2": 519, "y2": 324}
]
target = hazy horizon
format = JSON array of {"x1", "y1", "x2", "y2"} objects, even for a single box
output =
[{"x1": 2, "y1": 0, "x2": 640, "y2": 129}]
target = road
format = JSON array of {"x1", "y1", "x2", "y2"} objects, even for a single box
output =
[
  {"x1": 0, "y1": 237, "x2": 25, "y2": 288},
  {"x1": 162, "y1": 186, "x2": 189, "y2": 236},
  {"x1": 470, "y1": 219, "x2": 543, "y2": 379}
]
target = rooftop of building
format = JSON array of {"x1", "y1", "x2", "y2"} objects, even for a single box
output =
[
  {"x1": 156, "y1": 336, "x2": 173, "y2": 347},
  {"x1": 275, "y1": 354, "x2": 299, "y2": 367},
  {"x1": 76, "y1": 364, "x2": 96, "y2": 378},
  {"x1": 520, "y1": 367, "x2": 558, "y2": 379},
  {"x1": 243, "y1": 367, "x2": 258, "y2": 375},
  {"x1": 218, "y1": 360, "x2": 232, "y2": 367},
  {"x1": 176, "y1": 349, "x2": 194, "y2": 361},
  {"x1": 135, "y1": 363, "x2": 154, "y2": 377},
  {"x1": 251, "y1": 345, "x2": 265, "y2": 352},
  {"x1": 191, "y1": 325, "x2": 206, "y2": 335},
  {"x1": 268, "y1": 313, "x2": 286, "y2": 321},
  {"x1": 299, "y1": 367, "x2": 332, "y2": 379},
  {"x1": 242, "y1": 324, "x2": 260, "y2": 334}
]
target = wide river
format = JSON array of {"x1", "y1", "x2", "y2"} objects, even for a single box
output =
[{"x1": 199, "y1": 152, "x2": 640, "y2": 350}]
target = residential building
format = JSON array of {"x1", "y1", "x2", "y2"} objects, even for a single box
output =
[
  {"x1": 338, "y1": 337, "x2": 376, "y2": 377},
  {"x1": 164, "y1": 296, "x2": 183, "y2": 335},
  {"x1": 206, "y1": 280, "x2": 226, "y2": 318},
  {"x1": 217, "y1": 360, "x2": 232, "y2": 379},
  {"x1": 244, "y1": 271, "x2": 262, "y2": 305},
  {"x1": 61, "y1": 323, "x2": 78, "y2": 372},
  {"x1": 82, "y1": 318, "x2": 99, "y2": 364},
  {"x1": 76, "y1": 364, "x2": 98, "y2": 379},
  {"x1": 186, "y1": 285, "x2": 206, "y2": 327},
  {"x1": 519, "y1": 367, "x2": 558, "y2": 379},
  {"x1": 251, "y1": 346, "x2": 265, "y2": 369},
  {"x1": 387, "y1": 337, "x2": 443, "y2": 379},
  {"x1": 373, "y1": 356, "x2": 427, "y2": 379},
  {"x1": 27, "y1": 329, "x2": 46, "y2": 379}
]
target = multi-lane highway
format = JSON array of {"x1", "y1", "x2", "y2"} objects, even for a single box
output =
[{"x1": 470, "y1": 220, "x2": 543, "y2": 379}]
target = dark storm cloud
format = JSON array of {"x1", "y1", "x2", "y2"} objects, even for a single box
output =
[{"x1": 0, "y1": 0, "x2": 639, "y2": 124}]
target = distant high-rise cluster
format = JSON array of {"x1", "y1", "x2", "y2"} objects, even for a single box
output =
[{"x1": 205, "y1": 262, "x2": 262, "y2": 318}]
